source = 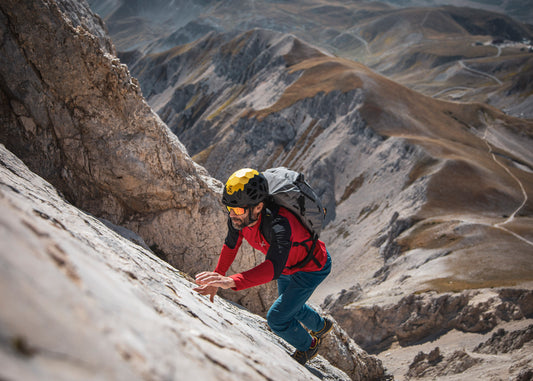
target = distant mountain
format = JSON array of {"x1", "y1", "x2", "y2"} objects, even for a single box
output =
[
  {"x1": 90, "y1": 0, "x2": 533, "y2": 118},
  {"x1": 377, "y1": 0, "x2": 533, "y2": 24},
  {"x1": 356, "y1": 5, "x2": 533, "y2": 118}
]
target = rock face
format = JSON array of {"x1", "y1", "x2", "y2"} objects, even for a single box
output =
[
  {"x1": 319, "y1": 320, "x2": 388, "y2": 381},
  {"x1": 1, "y1": 143, "x2": 387, "y2": 381},
  {"x1": 406, "y1": 348, "x2": 482, "y2": 378},
  {"x1": 0, "y1": 0, "x2": 276, "y2": 314}
]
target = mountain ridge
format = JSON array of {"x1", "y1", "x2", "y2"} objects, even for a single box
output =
[{"x1": 96, "y1": 0, "x2": 533, "y2": 119}]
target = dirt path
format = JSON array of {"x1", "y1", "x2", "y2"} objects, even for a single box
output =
[
  {"x1": 459, "y1": 59, "x2": 503, "y2": 86},
  {"x1": 481, "y1": 127, "x2": 533, "y2": 246}
]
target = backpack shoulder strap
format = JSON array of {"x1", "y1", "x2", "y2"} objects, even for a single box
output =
[{"x1": 259, "y1": 202, "x2": 279, "y2": 245}]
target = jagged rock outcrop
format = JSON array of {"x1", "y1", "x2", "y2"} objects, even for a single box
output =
[
  {"x1": 406, "y1": 348, "x2": 482, "y2": 378},
  {"x1": 474, "y1": 325, "x2": 533, "y2": 354},
  {"x1": 0, "y1": 0, "x2": 277, "y2": 314},
  {"x1": 319, "y1": 317, "x2": 389, "y2": 381},
  {"x1": 1, "y1": 143, "x2": 387, "y2": 381},
  {"x1": 324, "y1": 289, "x2": 533, "y2": 352}
]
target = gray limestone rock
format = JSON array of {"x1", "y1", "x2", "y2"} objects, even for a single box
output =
[
  {"x1": 474, "y1": 325, "x2": 533, "y2": 354},
  {"x1": 0, "y1": 143, "x2": 363, "y2": 381}
]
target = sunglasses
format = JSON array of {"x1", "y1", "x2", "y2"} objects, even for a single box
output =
[{"x1": 226, "y1": 206, "x2": 248, "y2": 215}]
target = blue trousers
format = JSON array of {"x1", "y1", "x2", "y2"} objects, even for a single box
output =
[{"x1": 266, "y1": 252, "x2": 331, "y2": 351}]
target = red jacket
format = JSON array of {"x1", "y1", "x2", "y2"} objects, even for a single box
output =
[{"x1": 214, "y1": 207, "x2": 327, "y2": 290}]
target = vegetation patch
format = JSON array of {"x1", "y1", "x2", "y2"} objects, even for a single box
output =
[
  {"x1": 397, "y1": 219, "x2": 462, "y2": 251},
  {"x1": 281, "y1": 120, "x2": 323, "y2": 168},
  {"x1": 192, "y1": 144, "x2": 216, "y2": 165},
  {"x1": 340, "y1": 175, "x2": 365, "y2": 203},
  {"x1": 358, "y1": 204, "x2": 379, "y2": 222},
  {"x1": 336, "y1": 226, "x2": 350, "y2": 239},
  {"x1": 207, "y1": 85, "x2": 244, "y2": 121},
  {"x1": 404, "y1": 156, "x2": 440, "y2": 189},
  {"x1": 419, "y1": 277, "x2": 520, "y2": 294},
  {"x1": 261, "y1": 145, "x2": 284, "y2": 169}
]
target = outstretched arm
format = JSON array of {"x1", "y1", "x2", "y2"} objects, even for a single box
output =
[{"x1": 195, "y1": 218, "x2": 242, "y2": 302}]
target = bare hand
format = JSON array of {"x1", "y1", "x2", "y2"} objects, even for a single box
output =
[
  {"x1": 193, "y1": 284, "x2": 218, "y2": 303},
  {"x1": 195, "y1": 271, "x2": 236, "y2": 291}
]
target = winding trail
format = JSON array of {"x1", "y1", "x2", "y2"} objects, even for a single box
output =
[
  {"x1": 430, "y1": 29, "x2": 503, "y2": 98},
  {"x1": 396, "y1": 129, "x2": 533, "y2": 247},
  {"x1": 481, "y1": 127, "x2": 533, "y2": 246},
  {"x1": 459, "y1": 60, "x2": 503, "y2": 85},
  {"x1": 344, "y1": 27, "x2": 371, "y2": 54}
]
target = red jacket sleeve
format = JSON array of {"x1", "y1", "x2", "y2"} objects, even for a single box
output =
[
  {"x1": 214, "y1": 218, "x2": 243, "y2": 275},
  {"x1": 230, "y1": 260, "x2": 275, "y2": 290},
  {"x1": 214, "y1": 242, "x2": 241, "y2": 276}
]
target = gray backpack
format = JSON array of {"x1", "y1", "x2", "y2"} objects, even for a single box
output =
[{"x1": 262, "y1": 167, "x2": 326, "y2": 269}]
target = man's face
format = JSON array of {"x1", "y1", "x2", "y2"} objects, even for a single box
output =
[
  {"x1": 228, "y1": 203, "x2": 262, "y2": 230},
  {"x1": 229, "y1": 208, "x2": 251, "y2": 230}
]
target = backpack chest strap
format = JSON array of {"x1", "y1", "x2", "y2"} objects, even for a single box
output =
[{"x1": 287, "y1": 236, "x2": 321, "y2": 269}]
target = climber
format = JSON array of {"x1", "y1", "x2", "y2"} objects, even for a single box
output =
[{"x1": 193, "y1": 168, "x2": 333, "y2": 365}]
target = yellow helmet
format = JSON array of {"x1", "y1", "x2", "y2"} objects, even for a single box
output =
[{"x1": 222, "y1": 168, "x2": 269, "y2": 207}]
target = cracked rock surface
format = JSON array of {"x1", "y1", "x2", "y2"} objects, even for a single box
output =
[{"x1": 0, "y1": 144, "x2": 364, "y2": 381}]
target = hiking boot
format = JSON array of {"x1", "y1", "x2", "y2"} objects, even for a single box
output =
[
  {"x1": 292, "y1": 337, "x2": 320, "y2": 365},
  {"x1": 311, "y1": 317, "x2": 334, "y2": 340}
]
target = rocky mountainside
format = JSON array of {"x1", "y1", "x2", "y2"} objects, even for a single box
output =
[
  {"x1": 0, "y1": 0, "x2": 387, "y2": 379},
  {"x1": 378, "y1": 0, "x2": 533, "y2": 24},
  {"x1": 0, "y1": 143, "x2": 387, "y2": 381}
]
